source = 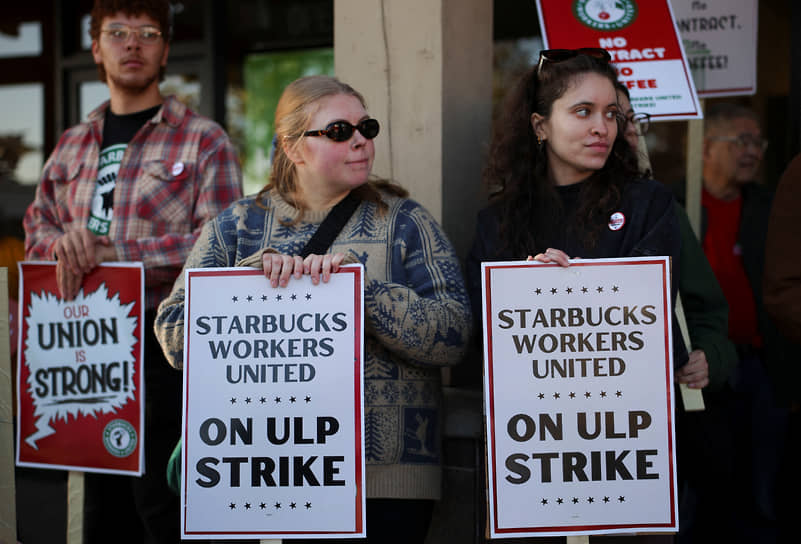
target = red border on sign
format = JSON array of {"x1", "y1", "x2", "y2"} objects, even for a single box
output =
[
  {"x1": 182, "y1": 266, "x2": 365, "y2": 537},
  {"x1": 483, "y1": 259, "x2": 676, "y2": 535}
]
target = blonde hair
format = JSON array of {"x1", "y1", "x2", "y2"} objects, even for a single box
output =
[{"x1": 256, "y1": 75, "x2": 406, "y2": 219}]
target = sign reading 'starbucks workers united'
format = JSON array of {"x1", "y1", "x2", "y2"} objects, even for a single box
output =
[
  {"x1": 536, "y1": 0, "x2": 702, "y2": 120},
  {"x1": 481, "y1": 258, "x2": 678, "y2": 538}
]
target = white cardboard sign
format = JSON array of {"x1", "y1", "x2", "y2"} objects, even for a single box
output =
[
  {"x1": 181, "y1": 265, "x2": 365, "y2": 539},
  {"x1": 671, "y1": 0, "x2": 758, "y2": 97},
  {"x1": 482, "y1": 258, "x2": 678, "y2": 538}
]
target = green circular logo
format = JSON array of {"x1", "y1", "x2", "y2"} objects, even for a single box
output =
[
  {"x1": 573, "y1": 0, "x2": 638, "y2": 31},
  {"x1": 103, "y1": 419, "x2": 138, "y2": 458}
]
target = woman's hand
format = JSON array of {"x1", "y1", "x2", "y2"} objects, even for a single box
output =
[
  {"x1": 304, "y1": 253, "x2": 346, "y2": 285},
  {"x1": 261, "y1": 252, "x2": 346, "y2": 287},
  {"x1": 675, "y1": 349, "x2": 709, "y2": 389},
  {"x1": 262, "y1": 253, "x2": 303, "y2": 287},
  {"x1": 529, "y1": 248, "x2": 571, "y2": 267}
]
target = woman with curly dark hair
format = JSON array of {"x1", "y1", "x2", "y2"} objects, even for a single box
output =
[{"x1": 467, "y1": 49, "x2": 683, "y2": 317}]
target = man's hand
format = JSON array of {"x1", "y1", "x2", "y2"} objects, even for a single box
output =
[
  {"x1": 53, "y1": 229, "x2": 118, "y2": 300},
  {"x1": 675, "y1": 349, "x2": 710, "y2": 389}
]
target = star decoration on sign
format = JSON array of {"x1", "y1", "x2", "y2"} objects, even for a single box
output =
[
  {"x1": 535, "y1": 288, "x2": 542, "y2": 295},
  {"x1": 541, "y1": 498, "x2": 548, "y2": 505},
  {"x1": 597, "y1": 286, "x2": 604, "y2": 293},
  {"x1": 603, "y1": 497, "x2": 610, "y2": 503},
  {"x1": 275, "y1": 502, "x2": 282, "y2": 509},
  {"x1": 261, "y1": 294, "x2": 268, "y2": 301},
  {"x1": 556, "y1": 498, "x2": 564, "y2": 505},
  {"x1": 538, "y1": 393, "x2": 545, "y2": 399},
  {"x1": 550, "y1": 287, "x2": 558, "y2": 294},
  {"x1": 245, "y1": 397, "x2": 251, "y2": 404},
  {"x1": 600, "y1": 391, "x2": 607, "y2": 398},
  {"x1": 618, "y1": 496, "x2": 625, "y2": 503},
  {"x1": 291, "y1": 294, "x2": 297, "y2": 301},
  {"x1": 616, "y1": 390, "x2": 623, "y2": 398},
  {"x1": 290, "y1": 502, "x2": 297, "y2": 509},
  {"x1": 582, "y1": 286, "x2": 588, "y2": 293},
  {"x1": 229, "y1": 502, "x2": 236, "y2": 510},
  {"x1": 230, "y1": 397, "x2": 237, "y2": 404},
  {"x1": 306, "y1": 293, "x2": 312, "y2": 300},
  {"x1": 305, "y1": 502, "x2": 312, "y2": 509},
  {"x1": 290, "y1": 396, "x2": 297, "y2": 403},
  {"x1": 276, "y1": 294, "x2": 283, "y2": 301},
  {"x1": 566, "y1": 287, "x2": 573, "y2": 294},
  {"x1": 260, "y1": 397, "x2": 266, "y2": 404},
  {"x1": 585, "y1": 391, "x2": 592, "y2": 398},
  {"x1": 232, "y1": 296, "x2": 238, "y2": 302},
  {"x1": 553, "y1": 392, "x2": 560, "y2": 399},
  {"x1": 587, "y1": 497, "x2": 594, "y2": 503},
  {"x1": 260, "y1": 503, "x2": 266, "y2": 509},
  {"x1": 245, "y1": 503, "x2": 251, "y2": 510},
  {"x1": 613, "y1": 285, "x2": 619, "y2": 292},
  {"x1": 569, "y1": 392, "x2": 576, "y2": 399},
  {"x1": 274, "y1": 397, "x2": 281, "y2": 403},
  {"x1": 572, "y1": 497, "x2": 579, "y2": 504},
  {"x1": 246, "y1": 295, "x2": 253, "y2": 302},
  {"x1": 305, "y1": 396, "x2": 311, "y2": 403}
]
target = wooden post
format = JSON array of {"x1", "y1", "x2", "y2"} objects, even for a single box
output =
[
  {"x1": 0, "y1": 268, "x2": 18, "y2": 544},
  {"x1": 67, "y1": 471, "x2": 84, "y2": 544},
  {"x1": 567, "y1": 535, "x2": 590, "y2": 544},
  {"x1": 684, "y1": 99, "x2": 706, "y2": 238}
]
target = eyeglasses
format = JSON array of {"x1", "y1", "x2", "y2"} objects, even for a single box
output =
[
  {"x1": 101, "y1": 25, "x2": 163, "y2": 44},
  {"x1": 303, "y1": 119, "x2": 380, "y2": 142},
  {"x1": 711, "y1": 134, "x2": 768, "y2": 152},
  {"x1": 624, "y1": 112, "x2": 651, "y2": 136},
  {"x1": 536, "y1": 48, "x2": 612, "y2": 76}
]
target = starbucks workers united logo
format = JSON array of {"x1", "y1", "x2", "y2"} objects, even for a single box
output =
[{"x1": 574, "y1": 0, "x2": 638, "y2": 31}]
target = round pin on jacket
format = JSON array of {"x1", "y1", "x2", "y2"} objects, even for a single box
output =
[
  {"x1": 171, "y1": 162, "x2": 184, "y2": 177},
  {"x1": 608, "y1": 211, "x2": 626, "y2": 231}
]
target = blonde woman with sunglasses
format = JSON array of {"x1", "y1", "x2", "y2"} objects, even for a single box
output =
[{"x1": 155, "y1": 75, "x2": 471, "y2": 543}]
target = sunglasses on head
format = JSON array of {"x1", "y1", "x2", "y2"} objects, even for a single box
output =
[
  {"x1": 303, "y1": 118, "x2": 380, "y2": 142},
  {"x1": 536, "y1": 48, "x2": 612, "y2": 76}
]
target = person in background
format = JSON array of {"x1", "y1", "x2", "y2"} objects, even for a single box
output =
[
  {"x1": 23, "y1": 0, "x2": 243, "y2": 541},
  {"x1": 688, "y1": 102, "x2": 794, "y2": 543},
  {"x1": 617, "y1": 83, "x2": 739, "y2": 541},
  {"x1": 154, "y1": 75, "x2": 471, "y2": 544}
]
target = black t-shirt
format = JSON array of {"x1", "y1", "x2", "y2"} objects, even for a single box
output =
[{"x1": 87, "y1": 104, "x2": 160, "y2": 235}]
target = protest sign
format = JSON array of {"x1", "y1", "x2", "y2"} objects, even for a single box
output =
[
  {"x1": 671, "y1": 0, "x2": 758, "y2": 97},
  {"x1": 536, "y1": 0, "x2": 702, "y2": 120},
  {"x1": 181, "y1": 265, "x2": 365, "y2": 540},
  {"x1": 482, "y1": 258, "x2": 678, "y2": 538},
  {"x1": 16, "y1": 262, "x2": 144, "y2": 475}
]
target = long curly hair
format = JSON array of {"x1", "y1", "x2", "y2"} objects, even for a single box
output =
[
  {"x1": 484, "y1": 54, "x2": 640, "y2": 257},
  {"x1": 256, "y1": 75, "x2": 406, "y2": 222}
]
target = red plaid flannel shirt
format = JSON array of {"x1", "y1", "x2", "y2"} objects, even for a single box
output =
[{"x1": 24, "y1": 96, "x2": 243, "y2": 309}]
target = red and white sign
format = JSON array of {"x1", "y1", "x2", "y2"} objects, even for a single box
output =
[
  {"x1": 536, "y1": 0, "x2": 702, "y2": 120},
  {"x1": 16, "y1": 262, "x2": 145, "y2": 475},
  {"x1": 482, "y1": 258, "x2": 678, "y2": 538},
  {"x1": 181, "y1": 265, "x2": 365, "y2": 540},
  {"x1": 671, "y1": 0, "x2": 758, "y2": 97}
]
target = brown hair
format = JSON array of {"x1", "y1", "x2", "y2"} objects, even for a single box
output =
[
  {"x1": 484, "y1": 53, "x2": 640, "y2": 256},
  {"x1": 90, "y1": 0, "x2": 171, "y2": 83},
  {"x1": 257, "y1": 75, "x2": 407, "y2": 222}
]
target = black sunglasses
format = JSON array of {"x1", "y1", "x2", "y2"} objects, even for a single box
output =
[
  {"x1": 303, "y1": 118, "x2": 380, "y2": 142},
  {"x1": 536, "y1": 48, "x2": 612, "y2": 76}
]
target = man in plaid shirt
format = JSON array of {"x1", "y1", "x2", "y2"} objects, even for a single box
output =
[{"x1": 23, "y1": 0, "x2": 242, "y2": 541}]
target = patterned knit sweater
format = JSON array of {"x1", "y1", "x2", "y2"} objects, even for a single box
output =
[{"x1": 154, "y1": 189, "x2": 472, "y2": 499}]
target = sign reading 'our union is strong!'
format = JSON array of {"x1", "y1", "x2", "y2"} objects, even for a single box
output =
[{"x1": 16, "y1": 262, "x2": 145, "y2": 475}]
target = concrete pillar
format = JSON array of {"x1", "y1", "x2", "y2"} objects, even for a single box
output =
[{"x1": 334, "y1": 0, "x2": 492, "y2": 258}]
